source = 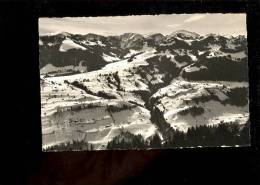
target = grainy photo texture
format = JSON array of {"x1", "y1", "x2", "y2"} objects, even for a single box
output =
[{"x1": 39, "y1": 14, "x2": 250, "y2": 151}]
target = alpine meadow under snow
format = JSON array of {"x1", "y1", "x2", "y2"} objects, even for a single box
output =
[{"x1": 39, "y1": 22, "x2": 250, "y2": 151}]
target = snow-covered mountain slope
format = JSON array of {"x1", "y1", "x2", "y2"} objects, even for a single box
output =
[
  {"x1": 39, "y1": 30, "x2": 247, "y2": 76},
  {"x1": 59, "y1": 38, "x2": 87, "y2": 52},
  {"x1": 169, "y1": 30, "x2": 201, "y2": 40},
  {"x1": 151, "y1": 79, "x2": 249, "y2": 132},
  {"x1": 40, "y1": 30, "x2": 249, "y2": 150}
]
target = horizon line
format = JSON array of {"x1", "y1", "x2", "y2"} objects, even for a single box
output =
[{"x1": 39, "y1": 30, "x2": 247, "y2": 37}]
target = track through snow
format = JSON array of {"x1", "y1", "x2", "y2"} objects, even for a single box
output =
[{"x1": 95, "y1": 110, "x2": 116, "y2": 150}]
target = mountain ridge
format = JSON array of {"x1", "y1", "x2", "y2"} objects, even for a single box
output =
[
  {"x1": 39, "y1": 29, "x2": 247, "y2": 75},
  {"x1": 39, "y1": 29, "x2": 246, "y2": 38},
  {"x1": 40, "y1": 30, "x2": 249, "y2": 150}
]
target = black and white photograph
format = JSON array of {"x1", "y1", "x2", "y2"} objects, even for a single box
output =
[{"x1": 39, "y1": 14, "x2": 250, "y2": 151}]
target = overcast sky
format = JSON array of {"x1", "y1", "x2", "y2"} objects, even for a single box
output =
[{"x1": 39, "y1": 14, "x2": 246, "y2": 36}]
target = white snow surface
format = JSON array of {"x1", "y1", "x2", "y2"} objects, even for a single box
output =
[
  {"x1": 102, "y1": 53, "x2": 121, "y2": 62},
  {"x1": 40, "y1": 62, "x2": 87, "y2": 75},
  {"x1": 184, "y1": 66, "x2": 201, "y2": 72},
  {"x1": 82, "y1": 40, "x2": 106, "y2": 46},
  {"x1": 205, "y1": 44, "x2": 247, "y2": 60},
  {"x1": 59, "y1": 39, "x2": 86, "y2": 52},
  {"x1": 170, "y1": 30, "x2": 200, "y2": 38},
  {"x1": 40, "y1": 37, "x2": 249, "y2": 149},
  {"x1": 152, "y1": 79, "x2": 249, "y2": 132},
  {"x1": 39, "y1": 39, "x2": 43, "y2": 45},
  {"x1": 124, "y1": 49, "x2": 140, "y2": 58},
  {"x1": 40, "y1": 56, "x2": 161, "y2": 149}
]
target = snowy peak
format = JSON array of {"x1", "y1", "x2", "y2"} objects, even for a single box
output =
[
  {"x1": 59, "y1": 38, "x2": 86, "y2": 52},
  {"x1": 39, "y1": 30, "x2": 248, "y2": 77},
  {"x1": 119, "y1": 33, "x2": 145, "y2": 49},
  {"x1": 59, "y1": 31, "x2": 71, "y2": 37},
  {"x1": 83, "y1": 33, "x2": 106, "y2": 41},
  {"x1": 146, "y1": 33, "x2": 165, "y2": 44},
  {"x1": 120, "y1": 33, "x2": 144, "y2": 40},
  {"x1": 170, "y1": 30, "x2": 201, "y2": 39}
]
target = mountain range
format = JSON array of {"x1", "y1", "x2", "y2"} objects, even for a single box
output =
[{"x1": 39, "y1": 30, "x2": 249, "y2": 150}]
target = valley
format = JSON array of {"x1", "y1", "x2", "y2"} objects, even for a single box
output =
[{"x1": 40, "y1": 30, "x2": 249, "y2": 150}]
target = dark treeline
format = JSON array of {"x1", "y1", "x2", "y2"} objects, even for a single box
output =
[
  {"x1": 70, "y1": 80, "x2": 117, "y2": 99},
  {"x1": 107, "y1": 104, "x2": 136, "y2": 113},
  {"x1": 178, "y1": 106, "x2": 205, "y2": 117},
  {"x1": 104, "y1": 71, "x2": 123, "y2": 91},
  {"x1": 164, "y1": 121, "x2": 249, "y2": 148},
  {"x1": 43, "y1": 122, "x2": 249, "y2": 151},
  {"x1": 182, "y1": 56, "x2": 248, "y2": 81},
  {"x1": 223, "y1": 87, "x2": 248, "y2": 107},
  {"x1": 40, "y1": 45, "x2": 106, "y2": 71},
  {"x1": 190, "y1": 87, "x2": 248, "y2": 107},
  {"x1": 133, "y1": 55, "x2": 181, "y2": 94},
  {"x1": 43, "y1": 140, "x2": 94, "y2": 152},
  {"x1": 107, "y1": 131, "x2": 148, "y2": 150},
  {"x1": 106, "y1": 121, "x2": 250, "y2": 150}
]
